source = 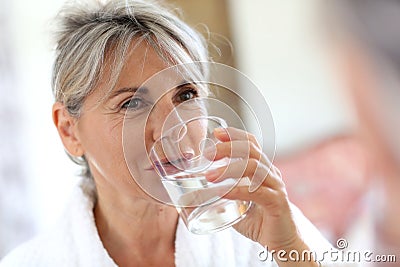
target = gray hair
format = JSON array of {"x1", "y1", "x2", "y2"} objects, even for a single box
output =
[{"x1": 51, "y1": 0, "x2": 209, "y2": 176}]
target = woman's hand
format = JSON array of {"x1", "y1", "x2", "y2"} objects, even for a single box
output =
[{"x1": 205, "y1": 127, "x2": 318, "y2": 266}]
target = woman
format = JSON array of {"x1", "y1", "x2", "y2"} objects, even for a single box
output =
[{"x1": 0, "y1": 1, "x2": 351, "y2": 266}]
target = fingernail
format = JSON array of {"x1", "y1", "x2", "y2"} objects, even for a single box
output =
[{"x1": 215, "y1": 127, "x2": 227, "y2": 135}]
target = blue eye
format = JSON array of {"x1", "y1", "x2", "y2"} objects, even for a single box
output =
[
  {"x1": 121, "y1": 98, "x2": 145, "y2": 110},
  {"x1": 176, "y1": 88, "x2": 198, "y2": 103}
]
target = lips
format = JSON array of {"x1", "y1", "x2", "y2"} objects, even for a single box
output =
[{"x1": 151, "y1": 157, "x2": 188, "y2": 175}]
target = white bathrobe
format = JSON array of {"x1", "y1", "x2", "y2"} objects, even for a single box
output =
[{"x1": 0, "y1": 178, "x2": 357, "y2": 266}]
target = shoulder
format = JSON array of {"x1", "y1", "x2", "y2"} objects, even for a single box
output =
[
  {"x1": 0, "y1": 232, "x2": 69, "y2": 267},
  {"x1": 1, "y1": 178, "x2": 115, "y2": 267},
  {"x1": 0, "y1": 188, "x2": 85, "y2": 267}
]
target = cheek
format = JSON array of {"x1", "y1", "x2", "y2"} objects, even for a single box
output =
[
  {"x1": 79, "y1": 116, "x2": 128, "y2": 178},
  {"x1": 123, "y1": 119, "x2": 149, "y2": 170}
]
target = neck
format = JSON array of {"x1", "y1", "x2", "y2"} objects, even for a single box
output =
[{"x1": 94, "y1": 183, "x2": 179, "y2": 266}]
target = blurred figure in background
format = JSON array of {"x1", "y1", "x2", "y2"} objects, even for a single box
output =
[
  {"x1": 326, "y1": 0, "x2": 400, "y2": 264},
  {"x1": 276, "y1": 135, "x2": 370, "y2": 242}
]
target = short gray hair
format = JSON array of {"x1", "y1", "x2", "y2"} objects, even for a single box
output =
[
  {"x1": 51, "y1": 0, "x2": 209, "y2": 176},
  {"x1": 52, "y1": 0, "x2": 209, "y2": 116}
]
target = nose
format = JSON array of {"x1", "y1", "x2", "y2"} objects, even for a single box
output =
[{"x1": 148, "y1": 97, "x2": 184, "y2": 142}]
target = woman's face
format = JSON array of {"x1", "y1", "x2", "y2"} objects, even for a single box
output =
[{"x1": 73, "y1": 41, "x2": 205, "y2": 202}]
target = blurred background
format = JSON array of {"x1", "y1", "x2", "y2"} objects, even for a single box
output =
[{"x1": 0, "y1": 0, "x2": 388, "y2": 260}]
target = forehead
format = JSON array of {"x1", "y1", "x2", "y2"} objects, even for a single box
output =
[
  {"x1": 102, "y1": 40, "x2": 198, "y2": 100},
  {"x1": 86, "y1": 39, "x2": 206, "y2": 110},
  {"x1": 113, "y1": 40, "x2": 170, "y2": 91},
  {"x1": 79, "y1": 40, "x2": 172, "y2": 111}
]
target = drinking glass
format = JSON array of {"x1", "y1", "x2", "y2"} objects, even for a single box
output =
[{"x1": 149, "y1": 116, "x2": 252, "y2": 234}]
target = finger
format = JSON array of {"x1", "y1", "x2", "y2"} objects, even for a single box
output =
[
  {"x1": 204, "y1": 140, "x2": 264, "y2": 163},
  {"x1": 223, "y1": 185, "x2": 289, "y2": 213},
  {"x1": 214, "y1": 127, "x2": 261, "y2": 149},
  {"x1": 212, "y1": 127, "x2": 278, "y2": 191},
  {"x1": 249, "y1": 164, "x2": 282, "y2": 193},
  {"x1": 204, "y1": 139, "x2": 281, "y2": 192},
  {"x1": 204, "y1": 139, "x2": 279, "y2": 191},
  {"x1": 205, "y1": 158, "x2": 284, "y2": 191}
]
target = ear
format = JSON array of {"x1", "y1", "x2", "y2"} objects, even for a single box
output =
[{"x1": 52, "y1": 102, "x2": 84, "y2": 157}]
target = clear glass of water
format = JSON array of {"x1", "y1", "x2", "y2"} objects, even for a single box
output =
[{"x1": 149, "y1": 116, "x2": 252, "y2": 234}]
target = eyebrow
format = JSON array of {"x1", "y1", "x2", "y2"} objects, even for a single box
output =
[
  {"x1": 176, "y1": 81, "x2": 194, "y2": 88},
  {"x1": 107, "y1": 81, "x2": 196, "y2": 101},
  {"x1": 108, "y1": 86, "x2": 149, "y2": 100}
]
